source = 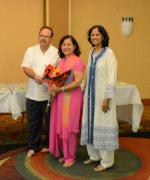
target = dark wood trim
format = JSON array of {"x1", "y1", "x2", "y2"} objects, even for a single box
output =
[
  {"x1": 43, "y1": 0, "x2": 46, "y2": 25},
  {"x1": 142, "y1": 99, "x2": 150, "y2": 106},
  {"x1": 0, "y1": 113, "x2": 11, "y2": 115}
]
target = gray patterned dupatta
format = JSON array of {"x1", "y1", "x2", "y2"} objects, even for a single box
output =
[{"x1": 87, "y1": 48, "x2": 106, "y2": 144}]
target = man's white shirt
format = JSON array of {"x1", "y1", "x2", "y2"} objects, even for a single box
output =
[{"x1": 21, "y1": 44, "x2": 59, "y2": 101}]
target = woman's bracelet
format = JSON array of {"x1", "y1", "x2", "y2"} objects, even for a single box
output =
[{"x1": 60, "y1": 86, "x2": 65, "y2": 92}]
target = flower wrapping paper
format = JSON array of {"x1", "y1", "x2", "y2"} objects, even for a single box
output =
[{"x1": 43, "y1": 64, "x2": 72, "y2": 87}]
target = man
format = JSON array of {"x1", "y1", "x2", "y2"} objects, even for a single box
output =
[{"x1": 21, "y1": 26, "x2": 59, "y2": 157}]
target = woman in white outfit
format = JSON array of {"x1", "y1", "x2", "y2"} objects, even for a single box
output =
[{"x1": 80, "y1": 25, "x2": 119, "y2": 172}]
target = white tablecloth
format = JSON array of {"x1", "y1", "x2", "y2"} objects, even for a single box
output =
[
  {"x1": 116, "y1": 82, "x2": 144, "y2": 132},
  {"x1": 0, "y1": 84, "x2": 12, "y2": 113},
  {"x1": 0, "y1": 82, "x2": 144, "y2": 132},
  {"x1": 7, "y1": 83, "x2": 27, "y2": 120},
  {"x1": 0, "y1": 83, "x2": 26, "y2": 119}
]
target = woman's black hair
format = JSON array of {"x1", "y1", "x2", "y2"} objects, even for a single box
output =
[
  {"x1": 58, "y1": 35, "x2": 81, "y2": 58},
  {"x1": 87, "y1": 25, "x2": 109, "y2": 47}
]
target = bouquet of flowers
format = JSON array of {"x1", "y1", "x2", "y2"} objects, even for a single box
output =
[
  {"x1": 43, "y1": 64, "x2": 71, "y2": 87},
  {"x1": 43, "y1": 64, "x2": 72, "y2": 107}
]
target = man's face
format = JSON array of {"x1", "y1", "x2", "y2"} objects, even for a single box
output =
[{"x1": 39, "y1": 28, "x2": 52, "y2": 50}]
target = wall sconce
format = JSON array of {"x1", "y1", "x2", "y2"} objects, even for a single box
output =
[{"x1": 121, "y1": 16, "x2": 134, "y2": 37}]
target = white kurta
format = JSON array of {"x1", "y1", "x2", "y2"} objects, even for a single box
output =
[{"x1": 80, "y1": 47, "x2": 119, "y2": 150}]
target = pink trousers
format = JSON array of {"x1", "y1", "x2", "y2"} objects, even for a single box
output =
[{"x1": 58, "y1": 132, "x2": 78, "y2": 163}]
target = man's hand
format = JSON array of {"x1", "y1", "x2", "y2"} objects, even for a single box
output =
[
  {"x1": 102, "y1": 99, "x2": 109, "y2": 113},
  {"x1": 23, "y1": 67, "x2": 43, "y2": 84},
  {"x1": 34, "y1": 74, "x2": 43, "y2": 84}
]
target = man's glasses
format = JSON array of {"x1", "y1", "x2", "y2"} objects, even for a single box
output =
[{"x1": 39, "y1": 35, "x2": 51, "y2": 39}]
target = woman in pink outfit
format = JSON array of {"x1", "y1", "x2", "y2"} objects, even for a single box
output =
[{"x1": 48, "y1": 35, "x2": 85, "y2": 167}]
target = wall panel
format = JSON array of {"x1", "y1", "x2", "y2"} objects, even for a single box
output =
[
  {"x1": 0, "y1": 0, "x2": 43, "y2": 83},
  {"x1": 71, "y1": 0, "x2": 150, "y2": 98}
]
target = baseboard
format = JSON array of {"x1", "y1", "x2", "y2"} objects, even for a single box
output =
[{"x1": 142, "y1": 99, "x2": 150, "y2": 106}]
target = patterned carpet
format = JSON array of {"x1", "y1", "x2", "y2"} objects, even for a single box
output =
[
  {"x1": 0, "y1": 107, "x2": 150, "y2": 180},
  {"x1": 0, "y1": 137, "x2": 150, "y2": 180}
]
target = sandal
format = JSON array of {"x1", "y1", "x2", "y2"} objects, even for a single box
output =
[
  {"x1": 41, "y1": 148, "x2": 49, "y2": 153},
  {"x1": 58, "y1": 157, "x2": 65, "y2": 163},
  {"x1": 94, "y1": 165, "x2": 106, "y2": 172},
  {"x1": 63, "y1": 161, "x2": 76, "y2": 168},
  {"x1": 83, "y1": 158, "x2": 94, "y2": 165},
  {"x1": 27, "y1": 149, "x2": 35, "y2": 158}
]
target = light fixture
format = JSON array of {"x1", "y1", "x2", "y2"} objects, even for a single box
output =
[{"x1": 121, "y1": 16, "x2": 134, "y2": 37}]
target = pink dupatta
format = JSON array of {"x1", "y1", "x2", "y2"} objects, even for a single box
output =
[{"x1": 57, "y1": 55, "x2": 82, "y2": 140}]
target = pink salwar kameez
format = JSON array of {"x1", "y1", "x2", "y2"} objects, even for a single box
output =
[{"x1": 49, "y1": 55, "x2": 85, "y2": 164}]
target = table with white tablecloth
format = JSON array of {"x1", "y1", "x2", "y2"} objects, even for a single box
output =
[
  {"x1": 7, "y1": 83, "x2": 27, "y2": 120},
  {"x1": 0, "y1": 82, "x2": 144, "y2": 132},
  {"x1": 116, "y1": 82, "x2": 144, "y2": 132},
  {"x1": 0, "y1": 84, "x2": 12, "y2": 113},
  {"x1": 0, "y1": 83, "x2": 27, "y2": 118}
]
